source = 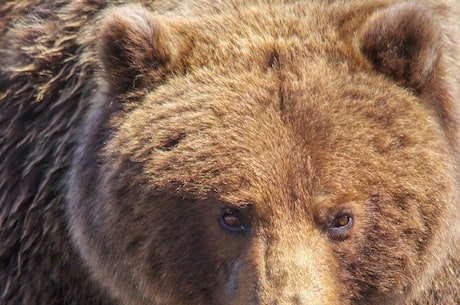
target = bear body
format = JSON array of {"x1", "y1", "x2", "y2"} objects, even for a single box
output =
[{"x1": 0, "y1": 1, "x2": 459, "y2": 305}]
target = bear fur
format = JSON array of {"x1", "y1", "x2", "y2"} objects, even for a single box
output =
[{"x1": 0, "y1": 0, "x2": 459, "y2": 304}]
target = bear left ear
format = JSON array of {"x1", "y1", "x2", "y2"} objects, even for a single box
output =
[
  {"x1": 359, "y1": 3, "x2": 441, "y2": 93},
  {"x1": 98, "y1": 4, "x2": 178, "y2": 94}
]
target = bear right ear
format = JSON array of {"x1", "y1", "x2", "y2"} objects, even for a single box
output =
[
  {"x1": 359, "y1": 2, "x2": 441, "y2": 93},
  {"x1": 98, "y1": 4, "x2": 177, "y2": 94}
]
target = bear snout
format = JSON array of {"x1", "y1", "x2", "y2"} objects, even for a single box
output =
[{"x1": 222, "y1": 232, "x2": 340, "y2": 305}]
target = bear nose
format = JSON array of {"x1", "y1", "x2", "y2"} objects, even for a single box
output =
[{"x1": 225, "y1": 231, "x2": 340, "y2": 305}]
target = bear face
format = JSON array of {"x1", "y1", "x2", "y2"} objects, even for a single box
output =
[
  {"x1": 4, "y1": 1, "x2": 459, "y2": 305},
  {"x1": 53, "y1": 1, "x2": 460, "y2": 305}
]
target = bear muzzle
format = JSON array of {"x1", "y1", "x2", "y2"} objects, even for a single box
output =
[{"x1": 222, "y1": 233, "x2": 340, "y2": 305}]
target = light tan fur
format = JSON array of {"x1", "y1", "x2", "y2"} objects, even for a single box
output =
[{"x1": 0, "y1": 1, "x2": 459, "y2": 305}]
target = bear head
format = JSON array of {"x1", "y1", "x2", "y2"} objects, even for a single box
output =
[{"x1": 66, "y1": 2, "x2": 459, "y2": 305}]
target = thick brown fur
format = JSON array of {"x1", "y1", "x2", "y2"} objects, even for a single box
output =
[{"x1": 0, "y1": 1, "x2": 459, "y2": 305}]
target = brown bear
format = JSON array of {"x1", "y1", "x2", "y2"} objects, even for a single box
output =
[{"x1": 0, "y1": 0, "x2": 459, "y2": 304}]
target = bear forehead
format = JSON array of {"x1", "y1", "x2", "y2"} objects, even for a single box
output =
[
  {"x1": 108, "y1": 73, "x2": 449, "y2": 205},
  {"x1": 104, "y1": 1, "x2": 451, "y2": 209},
  {"x1": 171, "y1": 1, "x2": 360, "y2": 72}
]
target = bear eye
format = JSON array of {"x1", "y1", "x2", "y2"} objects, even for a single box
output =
[
  {"x1": 220, "y1": 208, "x2": 247, "y2": 233},
  {"x1": 327, "y1": 211, "x2": 353, "y2": 240},
  {"x1": 333, "y1": 215, "x2": 351, "y2": 228}
]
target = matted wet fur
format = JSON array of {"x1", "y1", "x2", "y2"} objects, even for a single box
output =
[{"x1": 0, "y1": 1, "x2": 459, "y2": 305}]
